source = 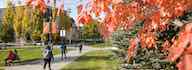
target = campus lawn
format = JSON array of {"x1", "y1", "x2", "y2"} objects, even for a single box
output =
[
  {"x1": 91, "y1": 43, "x2": 112, "y2": 48},
  {"x1": 0, "y1": 46, "x2": 66, "y2": 67},
  {"x1": 62, "y1": 50, "x2": 120, "y2": 70}
]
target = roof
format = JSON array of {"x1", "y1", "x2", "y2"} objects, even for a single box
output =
[{"x1": 0, "y1": 8, "x2": 3, "y2": 19}]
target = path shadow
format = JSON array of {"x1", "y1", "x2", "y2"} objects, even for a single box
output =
[
  {"x1": 62, "y1": 67, "x2": 101, "y2": 70},
  {"x1": 52, "y1": 55, "x2": 80, "y2": 63},
  {"x1": 75, "y1": 55, "x2": 112, "y2": 62},
  {"x1": 11, "y1": 54, "x2": 82, "y2": 66}
]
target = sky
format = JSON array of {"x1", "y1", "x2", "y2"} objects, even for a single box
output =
[{"x1": 0, "y1": 0, "x2": 79, "y2": 22}]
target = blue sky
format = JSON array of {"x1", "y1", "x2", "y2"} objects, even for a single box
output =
[
  {"x1": 0, "y1": 0, "x2": 5, "y2": 8},
  {"x1": 0, "y1": 0, "x2": 79, "y2": 21}
]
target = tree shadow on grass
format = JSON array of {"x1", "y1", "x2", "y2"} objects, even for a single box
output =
[
  {"x1": 63, "y1": 67, "x2": 101, "y2": 70},
  {"x1": 62, "y1": 52, "x2": 116, "y2": 70},
  {"x1": 75, "y1": 55, "x2": 112, "y2": 62},
  {"x1": 53, "y1": 54, "x2": 112, "y2": 63}
]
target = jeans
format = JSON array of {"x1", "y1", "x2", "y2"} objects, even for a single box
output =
[{"x1": 43, "y1": 58, "x2": 51, "y2": 70}]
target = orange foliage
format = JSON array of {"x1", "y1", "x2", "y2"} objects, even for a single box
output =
[
  {"x1": 128, "y1": 38, "x2": 138, "y2": 62},
  {"x1": 43, "y1": 22, "x2": 49, "y2": 34},
  {"x1": 26, "y1": 0, "x2": 48, "y2": 13},
  {"x1": 166, "y1": 23, "x2": 192, "y2": 70},
  {"x1": 51, "y1": 21, "x2": 58, "y2": 33},
  {"x1": 78, "y1": 0, "x2": 192, "y2": 69}
]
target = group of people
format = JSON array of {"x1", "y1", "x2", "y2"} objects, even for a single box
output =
[
  {"x1": 60, "y1": 43, "x2": 83, "y2": 60},
  {"x1": 4, "y1": 43, "x2": 83, "y2": 70},
  {"x1": 42, "y1": 43, "x2": 83, "y2": 70}
]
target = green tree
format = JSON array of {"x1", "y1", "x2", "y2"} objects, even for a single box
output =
[
  {"x1": 31, "y1": 9, "x2": 43, "y2": 42},
  {"x1": 81, "y1": 20, "x2": 101, "y2": 40},
  {"x1": 1, "y1": 1, "x2": 15, "y2": 42}
]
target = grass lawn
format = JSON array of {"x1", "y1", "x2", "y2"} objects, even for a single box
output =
[
  {"x1": 91, "y1": 43, "x2": 112, "y2": 48},
  {"x1": 62, "y1": 50, "x2": 120, "y2": 70},
  {"x1": 0, "y1": 45, "x2": 71, "y2": 67}
]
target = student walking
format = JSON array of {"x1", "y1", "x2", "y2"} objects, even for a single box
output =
[
  {"x1": 79, "y1": 43, "x2": 83, "y2": 53},
  {"x1": 43, "y1": 45, "x2": 54, "y2": 70},
  {"x1": 60, "y1": 43, "x2": 67, "y2": 60}
]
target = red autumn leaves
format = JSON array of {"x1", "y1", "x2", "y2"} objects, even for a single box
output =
[
  {"x1": 127, "y1": 38, "x2": 138, "y2": 62},
  {"x1": 26, "y1": 0, "x2": 47, "y2": 13},
  {"x1": 43, "y1": 22, "x2": 58, "y2": 34},
  {"x1": 78, "y1": 0, "x2": 192, "y2": 70},
  {"x1": 165, "y1": 23, "x2": 192, "y2": 70},
  {"x1": 77, "y1": 13, "x2": 92, "y2": 25}
]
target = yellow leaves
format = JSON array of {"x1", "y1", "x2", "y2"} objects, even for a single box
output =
[
  {"x1": 13, "y1": 7, "x2": 25, "y2": 37},
  {"x1": 2, "y1": 1, "x2": 14, "y2": 32},
  {"x1": 22, "y1": 8, "x2": 31, "y2": 32}
]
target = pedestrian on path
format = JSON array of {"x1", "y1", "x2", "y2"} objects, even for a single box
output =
[
  {"x1": 79, "y1": 43, "x2": 83, "y2": 53},
  {"x1": 60, "y1": 43, "x2": 67, "y2": 60},
  {"x1": 43, "y1": 45, "x2": 54, "y2": 70}
]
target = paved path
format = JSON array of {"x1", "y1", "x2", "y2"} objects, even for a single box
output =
[{"x1": 4, "y1": 45, "x2": 116, "y2": 70}]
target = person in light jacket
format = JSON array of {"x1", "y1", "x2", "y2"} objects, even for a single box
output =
[{"x1": 43, "y1": 45, "x2": 54, "y2": 70}]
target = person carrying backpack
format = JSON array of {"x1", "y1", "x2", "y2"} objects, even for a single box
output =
[{"x1": 43, "y1": 45, "x2": 54, "y2": 70}]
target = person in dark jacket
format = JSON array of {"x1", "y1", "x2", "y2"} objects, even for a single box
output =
[
  {"x1": 60, "y1": 43, "x2": 67, "y2": 60},
  {"x1": 43, "y1": 45, "x2": 54, "y2": 70},
  {"x1": 79, "y1": 44, "x2": 83, "y2": 53}
]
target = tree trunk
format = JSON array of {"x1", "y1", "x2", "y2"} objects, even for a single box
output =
[{"x1": 15, "y1": 37, "x2": 26, "y2": 47}]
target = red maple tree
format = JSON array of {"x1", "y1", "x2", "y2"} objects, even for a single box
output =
[{"x1": 77, "y1": 0, "x2": 192, "y2": 69}]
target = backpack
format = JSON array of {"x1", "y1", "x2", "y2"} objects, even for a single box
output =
[{"x1": 43, "y1": 49, "x2": 53, "y2": 59}]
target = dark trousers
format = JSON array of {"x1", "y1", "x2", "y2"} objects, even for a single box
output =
[
  {"x1": 43, "y1": 58, "x2": 51, "y2": 70},
  {"x1": 4, "y1": 58, "x2": 11, "y2": 66},
  {"x1": 79, "y1": 46, "x2": 82, "y2": 53},
  {"x1": 5, "y1": 58, "x2": 15, "y2": 66},
  {"x1": 61, "y1": 47, "x2": 67, "y2": 59},
  {"x1": 61, "y1": 50, "x2": 67, "y2": 59}
]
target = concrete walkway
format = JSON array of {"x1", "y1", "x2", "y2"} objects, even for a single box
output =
[{"x1": 4, "y1": 45, "x2": 116, "y2": 70}]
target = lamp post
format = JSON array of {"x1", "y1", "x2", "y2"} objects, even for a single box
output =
[{"x1": 79, "y1": 24, "x2": 83, "y2": 44}]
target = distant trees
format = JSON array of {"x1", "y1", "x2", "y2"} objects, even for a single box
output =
[
  {"x1": 0, "y1": 0, "x2": 75, "y2": 44},
  {"x1": 1, "y1": 1, "x2": 15, "y2": 42},
  {"x1": 1, "y1": 1, "x2": 44, "y2": 43},
  {"x1": 81, "y1": 20, "x2": 101, "y2": 41}
]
